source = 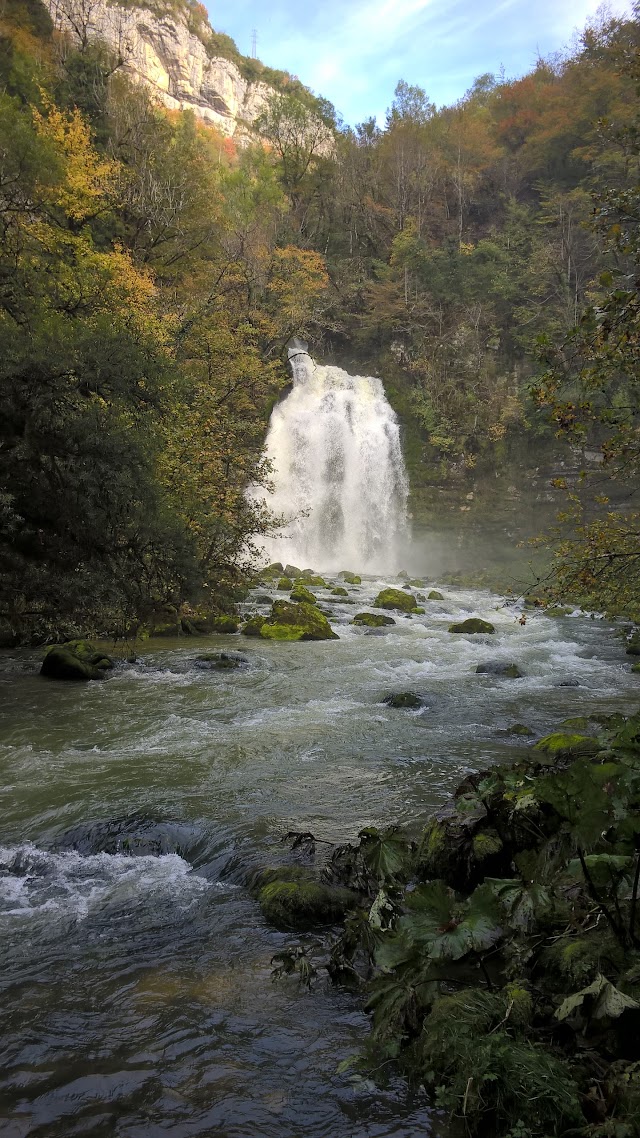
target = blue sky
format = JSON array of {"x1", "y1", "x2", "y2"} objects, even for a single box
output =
[{"x1": 206, "y1": 0, "x2": 634, "y2": 127}]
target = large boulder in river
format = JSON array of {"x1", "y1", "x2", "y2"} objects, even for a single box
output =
[
  {"x1": 449, "y1": 617, "x2": 495, "y2": 634},
  {"x1": 258, "y1": 600, "x2": 338, "y2": 641},
  {"x1": 352, "y1": 612, "x2": 396, "y2": 627},
  {"x1": 374, "y1": 588, "x2": 422, "y2": 613},
  {"x1": 41, "y1": 640, "x2": 114, "y2": 681}
]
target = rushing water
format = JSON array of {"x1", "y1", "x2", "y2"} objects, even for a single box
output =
[
  {"x1": 1, "y1": 576, "x2": 639, "y2": 1137},
  {"x1": 254, "y1": 348, "x2": 409, "y2": 574}
]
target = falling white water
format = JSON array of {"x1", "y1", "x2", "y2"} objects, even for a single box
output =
[{"x1": 254, "y1": 347, "x2": 410, "y2": 573}]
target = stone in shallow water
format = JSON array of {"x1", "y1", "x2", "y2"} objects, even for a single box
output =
[
  {"x1": 428, "y1": 590, "x2": 444, "y2": 601},
  {"x1": 374, "y1": 588, "x2": 422, "y2": 613},
  {"x1": 449, "y1": 618, "x2": 495, "y2": 634},
  {"x1": 506, "y1": 723, "x2": 535, "y2": 737},
  {"x1": 289, "y1": 583, "x2": 317, "y2": 605},
  {"x1": 257, "y1": 600, "x2": 338, "y2": 641},
  {"x1": 352, "y1": 612, "x2": 396, "y2": 627},
  {"x1": 476, "y1": 661, "x2": 523, "y2": 679},
  {"x1": 194, "y1": 652, "x2": 249, "y2": 670},
  {"x1": 41, "y1": 640, "x2": 114, "y2": 681},
  {"x1": 253, "y1": 866, "x2": 355, "y2": 930},
  {"x1": 383, "y1": 692, "x2": 425, "y2": 709}
]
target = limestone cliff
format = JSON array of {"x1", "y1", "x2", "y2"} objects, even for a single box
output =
[{"x1": 46, "y1": 0, "x2": 273, "y2": 138}]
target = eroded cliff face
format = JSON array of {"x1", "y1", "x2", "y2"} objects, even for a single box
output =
[{"x1": 46, "y1": 0, "x2": 272, "y2": 137}]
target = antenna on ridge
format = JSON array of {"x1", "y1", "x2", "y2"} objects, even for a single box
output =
[{"x1": 251, "y1": 28, "x2": 257, "y2": 58}]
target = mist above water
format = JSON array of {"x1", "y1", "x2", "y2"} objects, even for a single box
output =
[{"x1": 257, "y1": 348, "x2": 409, "y2": 573}]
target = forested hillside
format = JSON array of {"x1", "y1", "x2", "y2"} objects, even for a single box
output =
[{"x1": 1, "y1": 0, "x2": 639, "y2": 640}]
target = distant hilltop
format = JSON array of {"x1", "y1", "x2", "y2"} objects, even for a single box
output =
[{"x1": 45, "y1": 0, "x2": 312, "y2": 140}]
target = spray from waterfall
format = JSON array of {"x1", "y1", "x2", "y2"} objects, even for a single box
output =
[{"x1": 253, "y1": 345, "x2": 410, "y2": 574}]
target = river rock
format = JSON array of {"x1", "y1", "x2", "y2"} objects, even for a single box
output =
[
  {"x1": 558, "y1": 679, "x2": 580, "y2": 687},
  {"x1": 632, "y1": 662, "x2": 640, "y2": 674},
  {"x1": 428, "y1": 590, "x2": 444, "y2": 601},
  {"x1": 506, "y1": 723, "x2": 535, "y2": 736},
  {"x1": 41, "y1": 639, "x2": 114, "y2": 681},
  {"x1": 383, "y1": 692, "x2": 425, "y2": 709},
  {"x1": 263, "y1": 563, "x2": 284, "y2": 577},
  {"x1": 477, "y1": 661, "x2": 523, "y2": 678},
  {"x1": 290, "y1": 583, "x2": 317, "y2": 604},
  {"x1": 626, "y1": 633, "x2": 640, "y2": 655},
  {"x1": 241, "y1": 615, "x2": 267, "y2": 637},
  {"x1": 364, "y1": 627, "x2": 391, "y2": 636},
  {"x1": 194, "y1": 652, "x2": 249, "y2": 670},
  {"x1": 448, "y1": 618, "x2": 496, "y2": 634},
  {"x1": 374, "y1": 588, "x2": 422, "y2": 613},
  {"x1": 258, "y1": 600, "x2": 338, "y2": 641},
  {"x1": 277, "y1": 576, "x2": 293, "y2": 590},
  {"x1": 284, "y1": 565, "x2": 301, "y2": 579},
  {"x1": 532, "y1": 732, "x2": 598, "y2": 758},
  {"x1": 340, "y1": 572, "x2": 361, "y2": 584},
  {"x1": 254, "y1": 866, "x2": 355, "y2": 930},
  {"x1": 209, "y1": 615, "x2": 239, "y2": 634},
  {"x1": 352, "y1": 612, "x2": 396, "y2": 627},
  {"x1": 331, "y1": 587, "x2": 349, "y2": 597}
]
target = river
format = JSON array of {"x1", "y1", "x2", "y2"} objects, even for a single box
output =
[{"x1": 1, "y1": 575, "x2": 638, "y2": 1137}]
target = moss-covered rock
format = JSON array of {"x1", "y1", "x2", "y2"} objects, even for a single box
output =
[
  {"x1": 283, "y1": 564, "x2": 301, "y2": 579},
  {"x1": 263, "y1": 562, "x2": 284, "y2": 577},
  {"x1": 209, "y1": 615, "x2": 239, "y2": 634},
  {"x1": 383, "y1": 692, "x2": 424, "y2": 709},
  {"x1": 506, "y1": 723, "x2": 535, "y2": 737},
  {"x1": 476, "y1": 661, "x2": 523, "y2": 678},
  {"x1": 374, "y1": 588, "x2": 422, "y2": 613},
  {"x1": 298, "y1": 571, "x2": 327, "y2": 586},
  {"x1": 427, "y1": 590, "x2": 444, "y2": 601},
  {"x1": 277, "y1": 576, "x2": 293, "y2": 590},
  {"x1": 472, "y1": 827, "x2": 504, "y2": 861},
  {"x1": 533, "y1": 732, "x2": 596, "y2": 758},
  {"x1": 41, "y1": 640, "x2": 114, "y2": 681},
  {"x1": 632, "y1": 662, "x2": 640, "y2": 674},
  {"x1": 258, "y1": 600, "x2": 338, "y2": 641},
  {"x1": 255, "y1": 866, "x2": 355, "y2": 929},
  {"x1": 241, "y1": 615, "x2": 267, "y2": 637},
  {"x1": 625, "y1": 632, "x2": 640, "y2": 656},
  {"x1": 331, "y1": 587, "x2": 349, "y2": 597},
  {"x1": 289, "y1": 583, "x2": 317, "y2": 604},
  {"x1": 449, "y1": 618, "x2": 496, "y2": 634},
  {"x1": 340, "y1": 572, "x2": 361, "y2": 584},
  {"x1": 352, "y1": 612, "x2": 396, "y2": 627}
]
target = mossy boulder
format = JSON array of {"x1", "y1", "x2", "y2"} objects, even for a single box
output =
[
  {"x1": 374, "y1": 588, "x2": 422, "y2": 613},
  {"x1": 449, "y1": 618, "x2": 496, "y2": 634},
  {"x1": 331, "y1": 586, "x2": 349, "y2": 597},
  {"x1": 352, "y1": 612, "x2": 396, "y2": 627},
  {"x1": 258, "y1": 600, "x2": 338, "y2": 641},
  {"x1": 533, "y1": 732, "x2": 596, "y2": 758},
  {"x1": 241, "y1": 615, "x2": 267, "y2": 637},
  {"x1": 262, "y1": 562, "x2": 284, "y2": 578},
  {"x1": 632, "y1": 662, "x2": 640, "y2": 674},
  {"x1": 383, "y1": 692, "x2": 424, "y2": 709},
  {"x1": 255, "y1": 866, "x2": 355, "y2": 930},
  {"x1": 194, "y1": 652, "x2": 249, "y2": 670},
  {"x1": 340, "y1": 572, "x2": 361, "y2": 584},
  {"x1": 506, "y1": 723, "x2": 535, "y2": 737},
  {"x1": 427, "y1": 590, "x2": 444, "y2": 601},
  {"x1": 41, "y1": 640, "x2": 114, "y2": 681},
  {"x1": 283, "y1": 564, "x2": 301, "y2": 579},
  {"x1": 476, "y1": 661, "x2": 523, "y2": 678},
  {"x1": 471, "y1": 828, "x2": 504, "y2": 861},
  {"x1": 289, "y1": 583, "x2": 317, "y2": 605},
  {"x1": 277, "y1": 576, "x2": 293, "y2": 590},
  {"x1": 298, "y1": 571, "x2": 327, "y2": 586},
  {"x1": 209, "y1": 615, "x2": 239, "y2": 634},
  {"x1": 417, "y1": 806, "x2": 509, "y2": 891}
]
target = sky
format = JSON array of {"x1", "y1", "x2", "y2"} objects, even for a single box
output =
[{"x1": 205, "y1": 0, "x2": 635, "y2": 127}]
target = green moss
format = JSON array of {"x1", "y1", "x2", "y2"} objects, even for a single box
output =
[
  {"x1": 533, "y1": 732, "x2": 593, "y2": 756},
  {"x1": 560, "y1": 716, "x2": 592, "y2": 730},
  {"x1": 374, "y1": 588, "x2": 423, "y2": 613},
  {"x1": 289, "y1": 584, "x2": 316, "y2": 604},
  {"x1": 258, "y1": 600, "x2": 338, "y2": 641},
  {"x1": 427, "y1": 590, "x2": 444, "y2": 600},
  {"x1": 210, "y1": 615, "x2": 239, "y2": 634},
  {"x1": 448, "y1": 618, "x2": 496, "y2": 634},
  {"x1": 340, "y1": 572, "x2": 361, "y2": 584},
  {"x1": 352, "y1": 612, "x2": 396, "y2": 627},
  {"x1": 472, "y1": 828, "x2": 503, "y2": 859},
  {"x1": 277, "y1": 576, "x2": 293, "y2": 590},
  {"x1": 626, "y1": 632, "x2": 640, "y2": 656},
  {"x1": 632, "y1": 662, "x2": 640, "y2": 674},
  {"x1": 297, "y1": 573, "x2": 327, "y2": 586},
  {"x1": 259, "y1": 879, "x2": 355, "y2": 929},
  {"x1": 506, "y1": 723, "x2": 535, "y2": 736},
  {"x1": 331, "y1": 587, "x2": 349, "y2": 596},
  {"x1": 241, "y1": 615, "x2": 267, "y2": 637}
]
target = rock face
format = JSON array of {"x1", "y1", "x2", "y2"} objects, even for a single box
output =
[{"x1": 46, "y1": 0, "x2": 272, "y2": 138}]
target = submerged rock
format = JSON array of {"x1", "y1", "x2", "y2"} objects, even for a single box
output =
[
  {"x1": 254, "y1": 866, "x2": 355, "y2": 930},
  {"x1": 194, "y1": 652, "x2": 249, "y2": 670},
  {"x1": 558, "y1": 679, "x2": 580, "y2": 687},
  {"x1": 383, "y1": 692, "x2": 425, "y2": 709},
  {"x1": 290, "y1": 583, "x2": 317, "y2": 605},
  {"x1": 352, "y1": 612, "x2": 396, "y2": 627},
  {"x1": 506, "y1": 723, "x2": 535, "y2": 737},
  {"x1": 448, "y1": 618, "x2": 496, "y2": 634},
  {"x1": 258, "y1": 600, "x2": 338, "y2": 641},
  {"x1": 477, "y1": 661, "x2": 523, "y2": 679},
  {"x1": 41, "y1": 640, "x2": 114, "y2": 681},
  {"x1": 374, "y1": 588, "x2": 422, "y2": 613}
]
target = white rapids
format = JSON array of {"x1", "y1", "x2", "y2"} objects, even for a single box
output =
[{"x1": 255, "y1": 347, "x2": 410, "y2": 573}]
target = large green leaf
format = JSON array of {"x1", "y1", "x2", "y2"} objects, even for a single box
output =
[
  {"x1": 555, "y1": 973, "x2": 639, "y2": 1022},
  {"x1": 398, "y1": 881, "x2": 502, "y2": 961},
  {"x1": 358, "y1": 826, "x2": 414, "y2": 884}
]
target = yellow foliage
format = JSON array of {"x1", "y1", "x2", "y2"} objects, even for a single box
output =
[{"x1": 32, "y1": 98, "x2": 117, "y2": 221}]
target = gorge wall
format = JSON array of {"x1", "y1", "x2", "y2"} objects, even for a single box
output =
[{"x1": 46, "y1": 0, "x2": 272, "y2": 137}]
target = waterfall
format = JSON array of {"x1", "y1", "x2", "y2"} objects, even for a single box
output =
[{"x1": 254, "y1": 347, "x2": 410, "y2": 574}]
